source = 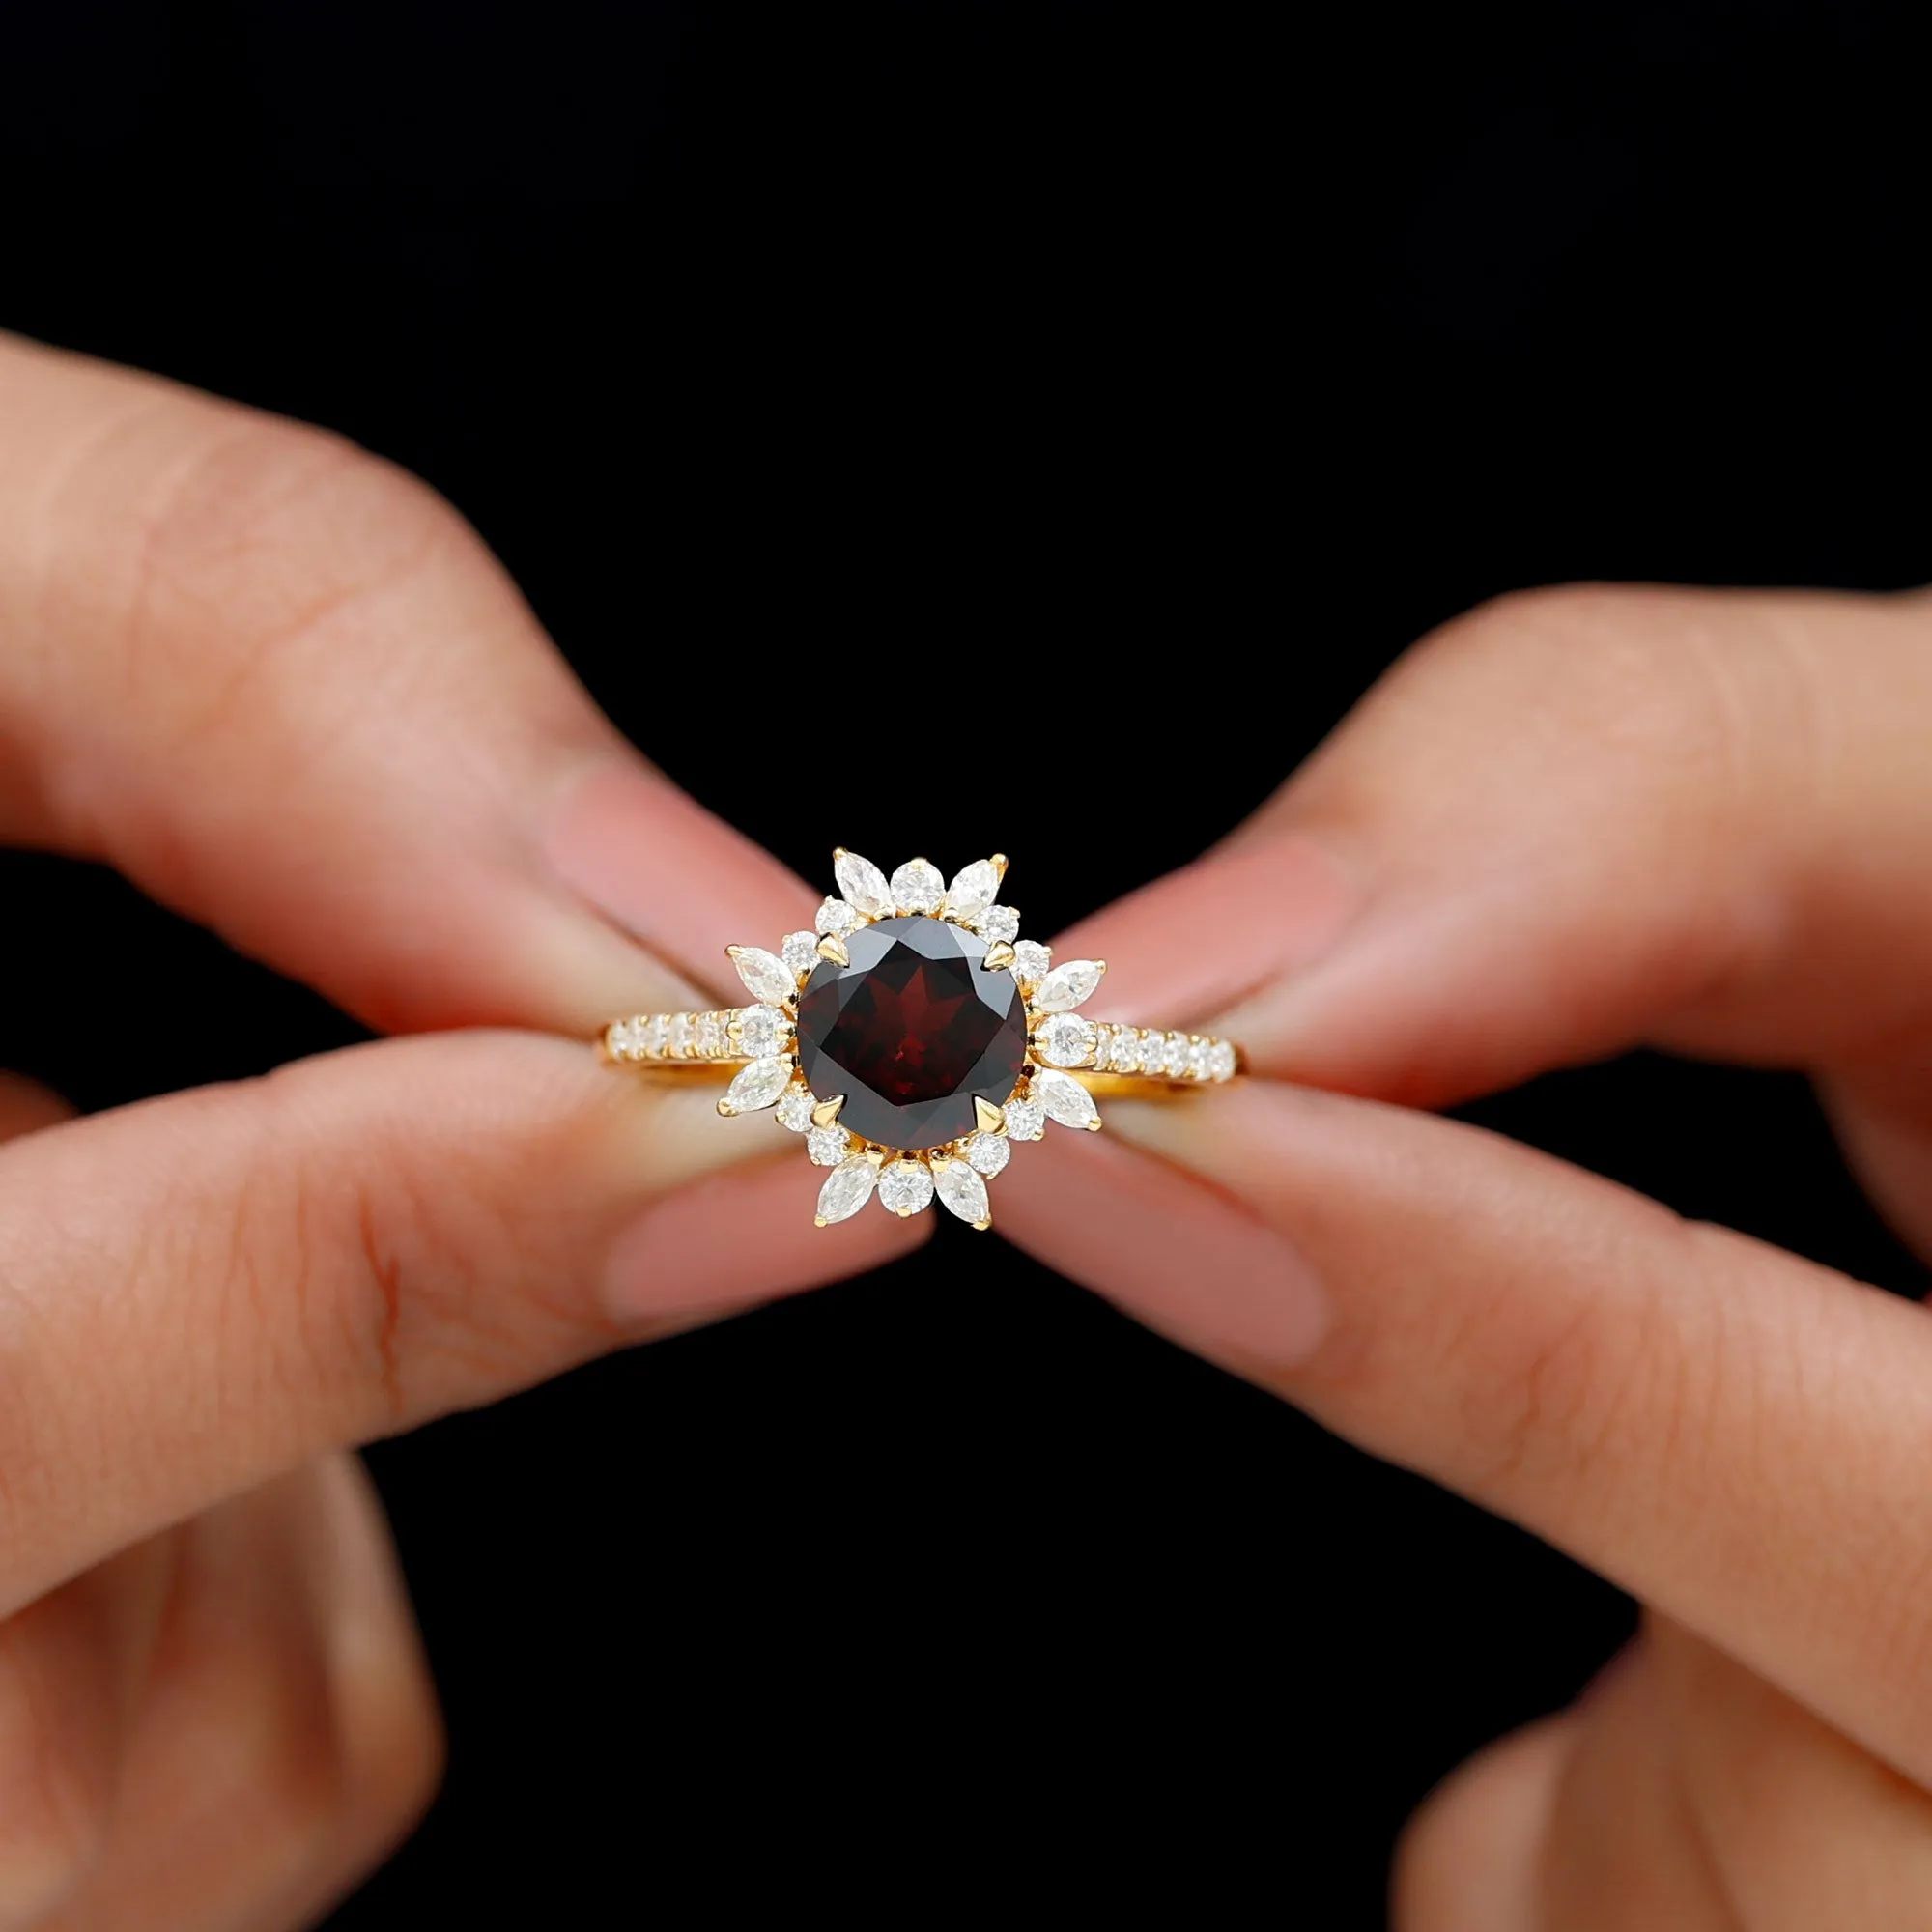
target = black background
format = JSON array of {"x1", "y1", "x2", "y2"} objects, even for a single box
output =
[{"x1": 2, "y1": 3, "x2": 1926, "y2": 1925}]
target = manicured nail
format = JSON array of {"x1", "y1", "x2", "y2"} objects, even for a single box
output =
[
  {"x1": 546, "y1": 763, "x2": 817, "y2": 1002},
  {"x1": 1051, "y1": 832, "x2": 1359, "y2": 1035},
  {"x1": 995, "y1": 1122, "x2": 1329, "y2": 1371},
  {"x1": 602, "y1": 1154, "x2": 925, "y2": 1321}
]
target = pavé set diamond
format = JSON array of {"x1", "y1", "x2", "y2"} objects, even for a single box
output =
[{"x1": 601, "y1": 849, "x2": 1239, "y2": 1229}]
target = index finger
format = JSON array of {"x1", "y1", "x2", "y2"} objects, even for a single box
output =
[{"x1": 0, "y1": 330, "x2": 811, "y2": 1034}]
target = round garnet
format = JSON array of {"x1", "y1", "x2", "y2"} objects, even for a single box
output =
[{"x1": 796, "y1": 916, "x2": 1029, "y2": 1150}]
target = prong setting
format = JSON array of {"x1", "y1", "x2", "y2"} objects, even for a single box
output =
[{"x1": 610, "y1": 849, "x2": 1237, "y2": 1225}]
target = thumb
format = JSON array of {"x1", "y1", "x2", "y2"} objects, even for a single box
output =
[{"x1": 0, "y1": 1031, "x2": 920, "y2": 1616}]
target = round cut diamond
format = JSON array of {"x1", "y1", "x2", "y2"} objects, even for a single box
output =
[
  {"x1": 1208, "y1": 1040, "x2": 1237, "y2": 1081},
  {"x1": 1003, "y1": 1095, "x2": 1045, "y2": 1141},
  {"x1": 737, "y1": 1006, "x2": 788, "y2": 1058},
  {"x1": 776, "y1": 1086, "x2": 816, "y2": 1133},
  {"x1": 815, "y1": 897, "x2": 865, "y2": 936},
  {"x1": 1037, "y1": 1014, "x2": 1097, "y2": 1067},
  {"x1": 1163, "y1": 1033, "x2": 1190, "y2": 1079},
  {"x1": 1011, "y1": 939, "x2": 1051, "y2": 985},
  {"x1": 977, "y1": 904, "x2": 1020, "y2": 944},
  {"x1": 807, "y1": 1124, "x2": 852, "y2": 1166},
  {"x1": 961, "y1": 1131, "x2": 1010, "y2": 1176},
  {"x1": 890, "y1": 859, "x2": 946, "y2": 914},
  {"x1": 781, "y1": 930, "x2": 821, "y2": 975},
  {"x1": 878, "y1": 1159, "x2": 935, "y2": 1216},
  {"x1": 795, "y1": 916, "x2": 1030, "y2": 1150}
]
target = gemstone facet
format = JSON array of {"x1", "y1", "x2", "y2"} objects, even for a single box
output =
[{"x1": 795, "y1": 915, "x2": 1029, "y2": 1149}]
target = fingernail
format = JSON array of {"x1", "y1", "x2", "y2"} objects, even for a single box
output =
[
  {"x1": 996, "y1": 1122, "x2": 1329, "y2": 1370},
  {"x1": 602, "y1": 1154, "x2": 924, "y2": 1322},
  {"x1": 1053, "y1": 832, "x2": 1359, "y2": 1031},
  {"x1": 545, "y1": 764, "x2": 817, "y2": 1001}
]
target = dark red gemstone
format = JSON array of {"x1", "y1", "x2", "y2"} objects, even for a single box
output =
[{"x1": 795, "y1": 916, "x2": 1030, "y2": 1150}]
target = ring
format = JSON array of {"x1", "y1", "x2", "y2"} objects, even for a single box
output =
[{"x1": 598, "y1": 849, "x2": 1241, "y2": 1229}]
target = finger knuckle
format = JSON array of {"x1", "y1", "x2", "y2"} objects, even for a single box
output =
[
  {"x1": 42, "y1": 405, "x2": 483, "y2": 842},
  {"x1": 1446, "y1": 1215, "x2": 1694, "y2": 1509}
]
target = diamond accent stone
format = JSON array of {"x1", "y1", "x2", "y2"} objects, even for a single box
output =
[
  {"x1": 834, "y1": 851, "x2": 895, "y2": 921},
  {"x1": 608, "y1": 1020, "x2": 636, "y2": 1057},
  {"x1": 1034, "y1": 1068, "x2": 1101, "y2": 1131},
  {"x1": 1011, "y1": 939, "x2": 1051, "y2": 985},
  {"x1": 776, "y1": 1086, "x2": 816, "y2": 1132},
  {"x1": 961, "y1": 1131, "x2": 1010, "y2": 1177},
  {"x1": 795, "y1": 916, "x2": 1030, "y2": 1150},
  {"x1": 816, "y1": 1154, "x2": 878, "y2": 1224},
  {"x1": 781, "y1": 930, "x2": 821, "y2": 975},
  {"x1": 807, "y1": 1124, "x2": 852, "y2": 1166},
  {"x1": 666, "y1": 1014, "x2": 694, "y2": 1056},
  {"x1": 732, "y1": 947, "x2": 795, "y2": 1007},
  {"x1": 725, "y1": 1056, "x2": 792, "y2": 1113},
  {"x1": 1141, "y1": 1027, "x2": 1166, "y2": 1071},
  {"x1": 1163, "y1": 1033, "x2": 1191, "y2": 1079},
  {"x1": 1208, "y1": 1040, "x2": 1237, "y2": 1081},
  {"x1": 1033, "y1": 959, "x2": 1105, "y2": 1014},
  {"x1": 696, "y1": 1013, "x2": 724, "y2": 1056},
  {"x1": 1003, "y1": 1095, "x2": 1045, "y2": 1140},
  {"x1": 935, "y1": 1161, "x2": 990, "y2": 1226},
  {"x1": 945, "y1": 858, "x2": 1000, "y2": 923},
  {"x1": 1037, "y1": 1014, "x2": 1097, "y2": 1067},
  {"x1": 976, "y1": 904, "x2": 1020, "y2": 944},
  {"x1": 639, "y1": 1014, "x2": 668, "y2": 1057},
  {"x1": 878, "y1": 1159, "x2": 935, "y2": 1217},
  {"x1": 815, "y1": 897, "x2": 864, "y2": 936},
  {"x1": 1186, "y1": 1038, "x2": 1211, "y2": 1081},
  {"x1": 890, "y1": 859, "x2": 946, "y2": 915},
  {"x1": 736, "y1": 1006, "x2": 788, "y2": 1058}
]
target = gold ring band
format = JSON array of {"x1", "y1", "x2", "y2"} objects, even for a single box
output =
[{"x1": 597, "y1": 847, "x2": 1242, "y2": 1230}]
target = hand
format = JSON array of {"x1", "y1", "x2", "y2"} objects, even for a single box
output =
[
  {"x1": 0, "y1": 335, "x2": 920, "y2": 1929},
  {"x1": 995, "y1": 589, "x2": 1932, "y2": 1927}
]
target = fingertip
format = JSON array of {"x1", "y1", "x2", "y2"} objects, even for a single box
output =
[
  {"x1": 994, "y1": 1116, "x2": 1330, "y2": 1371},
  {"x1": 601, "y1": 1150, "x2": 931, "y2": 1323},
  {"x1": 546, "y1": 765, "x2": 820, "y2": 1005},
  {"x1": 1050, "y1": 832, "x2": 1359, "y2": 1034}
]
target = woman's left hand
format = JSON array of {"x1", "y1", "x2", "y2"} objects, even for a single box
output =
[{"x1": 997, "y1": 587, "x2": 1932, "y2": 1927}]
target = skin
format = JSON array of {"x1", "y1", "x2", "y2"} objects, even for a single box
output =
[
  {"x1": 6, "y1": 334, "x2": 1929, "y2": 1925},
  {"x1": 0, "y1": 334, "x2": 923, "y2": 1928},
  {"x1": 998, "y1": 590, "x2": 1932, "y2": 1927}
]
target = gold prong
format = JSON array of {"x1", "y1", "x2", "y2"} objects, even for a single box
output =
[
  {"x1": 974, "y1": 1097, "x2": 1005, "y2": 1134},
  {"x1": 817, "y1": 934, "x2": 850, "y2": 966},
  {"x1": 990, "y1": 853, "x2": 1009, "y2": 880},
  {"x1": 895, "y1": 1205, "x2": 913, "y2": 1218},
  {"x1": 725, "y1": 944, "x2": 747, "y2": 959},
  {"x1": 972, "y1": 1218, "x2": 993, "y2": 1231},
  {"x1": 1085, "y1": 1117, "x2": 1103, "y2": 1132},
  {"x1": 982, "y1": 941, "x2": 1017, "y2": 971},
  {"x1": 864, "y1": 1148, "x2": 887, "y2": 1169},
  {"x1": 813, "y1": 1216, "x2": 830, "y2": 1228},
  {"x1": 811, "y1": 1094, "x2": 845, "y2": 1128},
  {"x1": 716, "y1": 1099, "x2": 736, "y2": 1117},
  {"x1": 832, "y1": 846, "x2": 851, "y2": 862}
]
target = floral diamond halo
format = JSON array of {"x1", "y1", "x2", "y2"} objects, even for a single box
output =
[{"x1": 603, "y1": 849, "x2": 1236, "y2": 1228}]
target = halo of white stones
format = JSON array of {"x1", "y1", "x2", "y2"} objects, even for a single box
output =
[{"x1": 600, "y1": 850, "x2": 1240, "y2": 1231}]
